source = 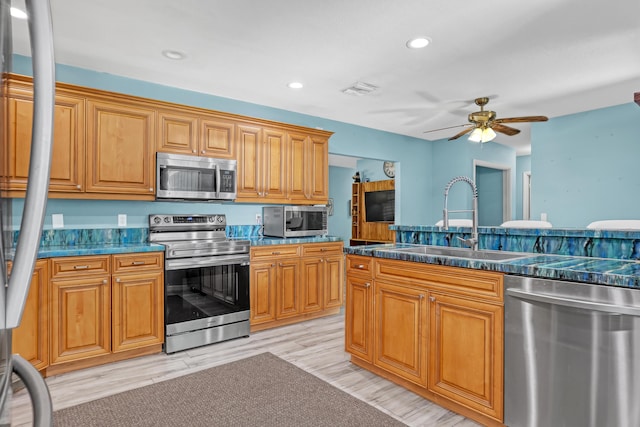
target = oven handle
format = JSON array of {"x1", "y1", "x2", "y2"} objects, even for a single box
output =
[{"x1": 165, "y1": 254, "x2": 250, "y2": 270}]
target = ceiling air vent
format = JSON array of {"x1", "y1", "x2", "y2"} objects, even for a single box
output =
[{"x1": 342, "y1": 81, "x2": 378, "y2": 96}]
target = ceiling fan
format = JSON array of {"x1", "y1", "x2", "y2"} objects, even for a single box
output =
[{"x1": 424, "y1": 97, "x2": 548, "y2": 143}]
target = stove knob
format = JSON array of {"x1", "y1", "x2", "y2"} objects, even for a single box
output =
[
  {"x1": 152, "y1": 216, "x2": 161, "y2": 224},
  {"x1": 164, "y1": 217, "x2": 170, "y2": 223},
  {"x1": 217, "y1": 216, "x2": 224, "y2": 223},
  {"x1": 208, "y1": 216, "x2": 215, "y2": 223}
]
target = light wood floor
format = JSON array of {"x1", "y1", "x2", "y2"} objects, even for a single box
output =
[{"x1": 10, "y1": 313, "x2": 479, "y2": 426}]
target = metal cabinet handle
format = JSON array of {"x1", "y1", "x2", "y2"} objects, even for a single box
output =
[
  {"x1": 149, "y1": 187, "x2": 154, "y2": 192},
  {"x1": 76, "y1": 184, "x2": 81, "y2": 189},
  {"x1": 192, "y1": 149, "x2": 197, "y2": 153},
  {"x1": 429, "y1": 296, "x2": 436, "y2": 302},
  {"x1": 272, "y1": 251, "x2": 281, "y2": 255},
  {"x1": 73, "y1": 265, "x2": 89, "y2": 270},
  {"x1": 102, "y1": 279, "x2": 107, "y2": 284},
  {"x1": 364, "y1": 282, "x2": 371, "y2": 288},
  {"x1": 420, "y1": 294, "x2": 425, "y2": 300},
  {"x1": 356, "y1": 264, "x2": 364, "y2": 269},
  {"x1": 131, "y1": 261, "x2": 145, "y2": 265},
  {"x1": 115, "y1": 278, "x2": 121, "y2": 283},
  {"x1": 278, "y1": 263, "x2": 284, "y2": 267},
  {"x1": 201, "y1": 150, "x2": 205, "y2": 154},
  {"x1": 270, "y1": 263, "x2": 276, "y2": 267}
]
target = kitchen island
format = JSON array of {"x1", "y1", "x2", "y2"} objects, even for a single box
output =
[{"x1": 344, "y1": 240, "x2": 640, "y2": 426}]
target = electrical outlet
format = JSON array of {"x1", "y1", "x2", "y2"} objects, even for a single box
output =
[
  {"x1": 118, "y1": 214, "x2": 127, "y2": 227},
  {"x1": 52, "y1": 213, "x2": 64, "y2": 229},
  {"x1": 256, "y1": 214, "x2": 262, "y2": 225}
]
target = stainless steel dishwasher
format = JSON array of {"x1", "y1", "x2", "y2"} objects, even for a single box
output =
[{"x1": 504, "y1": 275, "x2": 640, "y2": 427}]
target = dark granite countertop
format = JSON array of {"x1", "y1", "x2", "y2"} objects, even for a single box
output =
[{"x1": 344, "y1": 243, "x2": 640, "y2": 289}]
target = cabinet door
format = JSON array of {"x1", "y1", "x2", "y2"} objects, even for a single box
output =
[
  {"x1": 307, "y1": 135, "x2": 328, "y2": 202},
  {"x1": 112, "y1": 270, "x2": 164, "y2": 352},
  {"x1": 50, "y1": 275, "x2": 111, "y2": 364},
  {"x1": 199, "y1": 115, "x2": 235, "y2": 158},
  {"x1": 374, "y1": 280, "x2": 428, "y2": 387},
  {"x1": 157, "y1": 109, "x2": 198, "y2": 155},
  {"x1": 261, "y1": 127, "x2": 287, "y2": 200},
  {"x1": 428, "y1": 292, "x2": 503, "y2": 420},
  {"x1": 236, "y1": 124, "x2": 262, "y2": 199},
  {"x1": 7, "y1": 88, "x2": 85, "y2": 193},
  {"x1": 323, "y1": 254, "x2": 344, "y2": 309},
  {"x1": 11, "y1": 260, "x2": 48, "y2": 371},
  {"x1": 345, "y1": 274, "x2": 373, "y2": 362},
  {"x1": 287, "y1": 132, "x2": 308, "y2": 200},
  {"x1": 276, "y1": 259, "x2": 300, "y2": 319},
  {"x1": 86, "y1": 99, "x2": 155, "y2": 197},
  {"x1": 250, "y1": 261, "x2": 277, "y2": 325},
  {"x1": 300, "y1": 257, "x2": 323, "y2": 314}
]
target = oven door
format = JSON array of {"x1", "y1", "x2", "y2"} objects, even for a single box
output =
[{"x1": 164, "y1": 254, "x2": 250, "y2": 337}]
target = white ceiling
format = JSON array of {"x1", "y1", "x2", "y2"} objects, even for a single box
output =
[{"x1": 10, "y1": 0, "x2": 640, "y2": 155}]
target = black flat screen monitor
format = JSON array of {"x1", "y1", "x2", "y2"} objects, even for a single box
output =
[{"x1": 364, "y1": 190, "x2": 395, "y2": 222}]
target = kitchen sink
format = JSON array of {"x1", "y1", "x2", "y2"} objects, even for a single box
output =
[{"x1": 390, "y1": 245, "x2": 530, "y2": 261}]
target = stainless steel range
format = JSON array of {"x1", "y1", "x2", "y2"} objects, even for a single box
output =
[{"x1": 149, "y1": 214, "x2": 251, "y2": 353}]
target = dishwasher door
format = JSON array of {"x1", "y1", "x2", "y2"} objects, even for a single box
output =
[{"x1": 504, "y1": 275, "x2": 640, "y2": 427}]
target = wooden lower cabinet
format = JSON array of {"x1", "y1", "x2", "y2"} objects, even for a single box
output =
[
  {"x1": 345, "y1": 255, "x2": 504, "y2": 426},
  {"x1": 111, "y1": 270, "x2": 164, "y2": 352},
  {"x1": 345, "y1": 267, "x2": 373, "y2": 363},
  {"x1": 374, "y1": 280, "x2": 428, "y2": 387},
  {"x1": 11, "y1": 259, "x2": 49, "y2": 371},
  {"x1": 429, "y1": 292, "x2": 503, "y2": 421},
  {"x1": 45, "y1": 252, "x2": 164, "y2": 376},
  {"x1": 250, "y1": 242, "x2": 344, "y2": 331}
]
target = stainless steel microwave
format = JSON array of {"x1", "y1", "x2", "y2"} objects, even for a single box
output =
[
  {"x1": 262, "y1": 206, "x2": 328, "y2": 238},
  {"x1": 156, "y1": 152, "x2": 237, "y2": 201}
]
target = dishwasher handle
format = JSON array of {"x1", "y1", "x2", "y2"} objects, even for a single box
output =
[{"x1": 506, "y1": 288, "x2": 640, "y2": 317}]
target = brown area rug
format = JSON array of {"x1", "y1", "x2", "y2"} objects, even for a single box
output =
[{"x1": 53, "y1": 352, "x2": 406, "y2": 426}]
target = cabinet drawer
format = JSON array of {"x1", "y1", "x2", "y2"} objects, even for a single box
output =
[
  {"x1": 112, "y1": 252, "x2": 164, "y2": 273},
  {"x1": 251, "y1": 244, "x2": 300, "y2": 260},
  {"x1": 50, "y1": 256, "x2": 110, "y2": 279},
  {"x1": 301, "y1": 242, "x2": 343, "y2": 257},
  {"x1": 346, "y1": 255, "x2": 373, "y2": 276},
  {"x1": 375, "y1": 258, "x2": 503, "y2": 302}
]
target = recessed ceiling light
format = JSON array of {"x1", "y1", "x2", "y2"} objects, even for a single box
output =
[
  {"x1": 162, "y1": 50, "x2": 185, "y2": 60},
  {"x1": 406, "y1": 37, "x2": 431, "y2": 49},
  {"x1": 10, "y1": 7, "x2": 28, "y2": 20},
  {"x1": 288, "y1": 82, "x2": 304, "y2": 89}
]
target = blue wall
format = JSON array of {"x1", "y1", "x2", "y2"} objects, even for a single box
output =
[
  {"x1": 515, "y1": 155, "x2": 531, "y2": 220},
  {"x1": 430, "y1": 139, "x2": 516, "y2": 225},
  {"x1": 11, "y1": 55, "x2": 430, "y2": 230},
  {"x1": 328, "y1": 166, "x2": 355, "y2": 242},
  {"x1": 531, "y1": 103, "x2": 640, "y2": 227}
]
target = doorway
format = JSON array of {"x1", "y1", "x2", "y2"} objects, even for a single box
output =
[{"x1": 473, "y1": 160, "x2": 512, "y2": 227}]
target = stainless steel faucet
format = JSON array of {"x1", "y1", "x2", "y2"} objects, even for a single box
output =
[{"x1": 442, "y1": 176, "x2": 479, "y2": 250}]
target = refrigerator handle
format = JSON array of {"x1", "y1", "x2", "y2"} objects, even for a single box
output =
[
  {"x1": 12, "y1": 354, "x2": 53, "y2": 427},
  {"x1": 6, "y1": 0, "x2": 55, "y2": 328},
  {"x1": 506, "y1": 288, "x2": 640, "y2": 317}
]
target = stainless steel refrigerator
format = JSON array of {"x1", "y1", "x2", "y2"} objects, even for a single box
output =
[{"x1": 0, "y1": 0, "x2": 55, "y2": 425}]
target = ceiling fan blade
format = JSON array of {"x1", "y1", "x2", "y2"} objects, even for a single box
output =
[
  {"x1": 448, "y1": 127, "x2": 474, "y2": 141},
  {"x1": 494, "y1": 115, "x2": 548, "y2": 124},
  {"x1": 423, "y1": 124, "x2": 468, "y2": 134},
  {"x1": 491, "y1": 123, "x2": 521, "y2": 136}
]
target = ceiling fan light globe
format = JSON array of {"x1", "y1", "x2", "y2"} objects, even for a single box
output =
[{"x1": 468, "y1": 127, "x2": 496, "y2": 143}]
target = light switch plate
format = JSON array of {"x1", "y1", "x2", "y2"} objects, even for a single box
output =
[
  {"x1": 52, "y1": 214, "x2": 64, "y2": 229},
  {"x1": 118, "y1": 214, "x2": 127, "y2": 227}
]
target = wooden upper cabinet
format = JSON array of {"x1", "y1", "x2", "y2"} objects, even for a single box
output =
[
  {"x1": 288, "y1": 132, "x2": 328, "y2": 204},
  {"x1": 157, "y1": 109, "x2": 235, "y2": 159},
  {"x1": 5, "y1": 84, "x2": 85, "y2": 193},
  {"x1": 86, "y1": 98, "x2": 155, "y2": 198},
  {"x1": 236, "y1": 124, "x2": 286, "y2": 202},
  {"x1": 199, "y1": 115, "x2": 235, "y2": 158},
  {"x1": 157, "y1": 109, "x2": 199, "y2": 155}
]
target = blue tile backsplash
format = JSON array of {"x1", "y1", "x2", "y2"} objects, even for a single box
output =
[{"x1": 391, "y1": 225, "x2": 640, "y2": 260}]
